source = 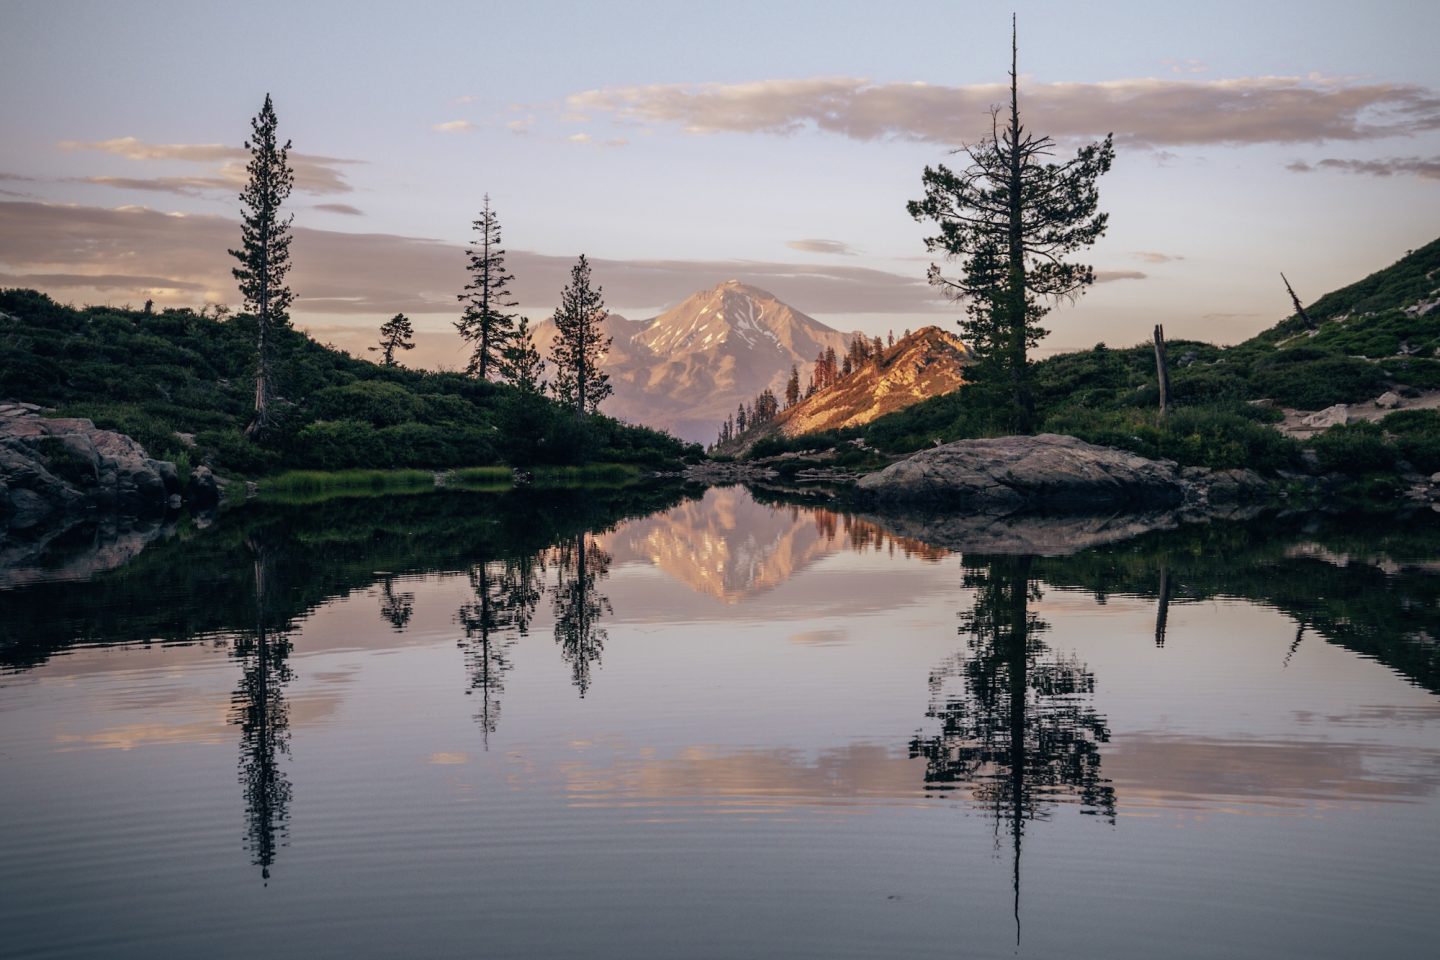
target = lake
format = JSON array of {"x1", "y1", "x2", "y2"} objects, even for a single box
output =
[{"x1": 2, "y1": 484, "x2": 1438, "y2": 959}]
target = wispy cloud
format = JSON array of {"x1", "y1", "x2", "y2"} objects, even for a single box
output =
[
  {"x1": 432, "y1": 120, "x2": 477, "y2": 133},
  {"x1": 313, "y1": 202, "x2": 363, "y2": 215},
  {"x1": 786, "y1": 238, "x2": 856, "y2": 256},
  {"x1": 1133, "y1": 251, "x2": 1184, "y2": 264},
  {"x1": 568, "y1": 75, "x2": 1440, "y2": 147},
  {"x1": 59, "y1": 136, "x2": 360, "y2": 194},
  {"x1": 1287, "y1": 155, "x2": 1440, "y2": 180},
  {"x1": 1095, "y1": 270, "x2": 1147, "y2": 283}
]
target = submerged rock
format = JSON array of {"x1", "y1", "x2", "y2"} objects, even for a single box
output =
[{"x1": 856, "y1": 434, "x2": 1187, "y2": 512}]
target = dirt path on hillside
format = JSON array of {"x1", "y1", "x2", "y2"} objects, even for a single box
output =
[{"x1": 1277, "y1": 388, "x2": 1440, "y2": 439}]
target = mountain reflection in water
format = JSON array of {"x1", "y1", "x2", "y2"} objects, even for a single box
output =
[{"x1": 1, "y1": 485, "x2": 1438, "y2": 959}]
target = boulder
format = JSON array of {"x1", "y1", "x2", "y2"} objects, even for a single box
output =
[
  {"x1": 1301, "y1": 404, "x2": 1351, "y2": 429},
  {"x1": 188, "y1": 465, "x2": 221, "y2": 509},
  {"x1": 1, "y1": 414, "x2": 177, "y2": 537},
  {"x1": 1374, "y1": 391, "x2": 1403, "y2": 409},
  {"x1": 855, "y1": 434, "x2": 1186, "y2": 513}
]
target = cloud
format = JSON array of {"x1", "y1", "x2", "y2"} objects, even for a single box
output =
[
  {"x1": 313, "y1": 203, "x2": 363, "y2": 215},
  {"x1": 0, "y1": 199, "x2": 945, "y2": 320},
  {"x1": 0, "y1": 271, "x2": 208, "y2": 292},
  {"x1": 1133, "y1": 251, "x2": 1184, "y2": 264},
  {"x1": 74, "y1": 175, "x2": 234, "y2": 197},
  {"x1": 58, "y1": 136, "x2": 359, "y2": 194},
  {"x1": 1095, "y1": 270, "x2": 1146, "y2": 283},
  {"x1": 786, "y1": 238, "x2": 856, "y2": 256},
  {"x1": 432, "y1": 120, "x2": 477, "y2": 133},
  {"x1": 1287, "y1": 155, "x2": 1440, "y2": 180},
  {"x1": 568, "y1": 74, "x2": 1440, "y2": 147},
  {"x1": 567, "y1": 132, "x2": 592, "y2": 144}
]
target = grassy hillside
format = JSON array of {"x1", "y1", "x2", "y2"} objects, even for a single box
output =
[
  {"x1": 0, "y1": 289, "x2": 699, "y2": 476},
  {"x1": 746, "y1": 237, "x2": 1440, "y2": 477}
]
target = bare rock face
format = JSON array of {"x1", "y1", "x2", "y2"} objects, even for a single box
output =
[
  {"x1": 855, "y1": 434, "x2": 1187, "y2": 513},
  {"x1": 1, "y1": 414, "x2": 180, "y2": 536},
  {"x1": 1301, "y1": 404, "x2": 1351, "y2": 429}
]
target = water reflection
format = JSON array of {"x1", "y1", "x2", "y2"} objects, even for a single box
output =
[
  {"x1": 552, "y1": 536, "x2": 612, "y2": 696},
  {"x1": 911, "y1": 555, "x2": 1115, "y2": 940},
  {"x1": 598, "y1": 487, "x2": 946, "y2": 602},
  {"x1": 457, "y1": 556, "x2": 544, "y2": 740},
  {"x1": 232, "y1": 537, "x2": 293, "y2": 880},
  {"x1": 377, "y1": 575, "x2": 415, "y2": 632}
]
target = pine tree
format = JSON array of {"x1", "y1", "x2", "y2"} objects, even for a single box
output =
[
  {"x1": 229, "y1": 94, "x2": 295, "y2": 438},
  {"x1": 370, "y1": 313, "x2": 415, "y2": 367},
  {"x1": 501, "y1": 315, "x2": 546, "y2": 393},
  {"x1": 548, "y1": 255, "x2": 612, "y2": 415},
  {"x1": 785, "y1": 364, "x2": 801, "y2": 407},
  {"x1": 736, "y1": 403, "x2": 748, "y2": 434},
  {"x1": 908, "y1": 18, "x2": 1113, "y2": 430},
  {"x1": 456, "y1": 195, "x2": 519, "y2": 380}
]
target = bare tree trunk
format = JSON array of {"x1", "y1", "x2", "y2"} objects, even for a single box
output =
[
  {"x1": 248, "y1": 258, "x2": 271, "y2": 438},
  {"x1": 1152, "y1": 324, "x2": 1171, "y2": 417},
  {"x1": 1281, "y1": 273, "x2": 1317, "y2": 330}
]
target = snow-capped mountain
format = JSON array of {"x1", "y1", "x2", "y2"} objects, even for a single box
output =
[{"x1": 533, "y1": 281, "x2": 859, "y2": 442}]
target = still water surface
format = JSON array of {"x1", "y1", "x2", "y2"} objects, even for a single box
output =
[{"x1": 2, "y1": 485, "x2": 1438, "y2": 959}]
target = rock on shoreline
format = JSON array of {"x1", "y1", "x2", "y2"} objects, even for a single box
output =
[
  {"x1": 855, "y1": 433, "x2": 1268, "y2": 513},
  {"x1": 1, "y1": 413, "x2": 181, "y2": 535}
]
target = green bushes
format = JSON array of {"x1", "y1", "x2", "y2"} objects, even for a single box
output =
[
  {"x1": 1041, "y1": 406, "x2": 1300, "y2": 471},
  {"x1": 1, "y1": 289, "x2": 692, "y2": 478},
  {"x1": 1381, "y1": 358, "x2": 1440, "y2": 389},
  {"x1": 1381, "y1": 409, "x2": 1440, "y2": 472},
  {"x1": 1252, "y1": 352, "x2": 1385, "y2": 408},
  {"x1": 306, "y1": 381, "x2": 425, "y2": 427},
  {"x1": 195, "y1": 429, "x2": 281, "y2": 475},
  {"x1": 1310, "y1": 422, "x2": 1398, "y2": 473}
]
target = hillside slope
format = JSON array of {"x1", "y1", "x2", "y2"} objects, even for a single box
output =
[
  {"x1": 742, "y1": 236, "x2": 1440, "y2": 476},
  {"x1": 0, "y1": 289, "x2": 694, "y2": 475},
  {"x1": 726, "y1": 326, "x2": 968, "y2": 453}
]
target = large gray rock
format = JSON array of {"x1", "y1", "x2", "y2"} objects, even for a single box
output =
[
  {"x1": 1, "y1": 415, "x2": 178, "y2": 537},
  {"x1": 855, "y1": 434, "x2": 1187, "y2": 512},
  {"x1": 1301, "y1": 404, "x2": 1350, "y2": 429}
]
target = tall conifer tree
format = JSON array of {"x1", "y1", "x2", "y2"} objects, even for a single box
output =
[
  {"x1": 548, "y1": 255, "x2": 612, "y2": 415},
  {"x1": 229, "y1": 94, "x2": 294, "y2": 438},
  {"x1": 908, "y1": 19, "x2": 1113, "y2": 430},
  {"x1": 370, "y1": 313, "x2": 415, "y2": 367},
  {"x1": 456, "y1": 195, "x2": 519, "y2": 379},
  {"x1": 501, "y1": 316, "x2": 546, "y2": 393}
]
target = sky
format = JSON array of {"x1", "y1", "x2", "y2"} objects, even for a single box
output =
[{"x1": 3, "y1": 0, "x2": 1439, "y2": 370}]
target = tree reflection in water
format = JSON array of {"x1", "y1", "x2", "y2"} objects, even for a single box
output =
[
  {"x1": 909, "y1": 555, "x2": 1114, "y2": 941},
  {"x1": 457, "y1": 554, "x2": 545, "y2": 742},
  {"x1": 231, "y1": 537, "x2": 293, "y2": 882},
  {"x1": 377, "y1": 575, "x2": 415, "y2": 632},
  {"x1": 552, "y1": 535, "x2": 612, "y2": 697}
]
